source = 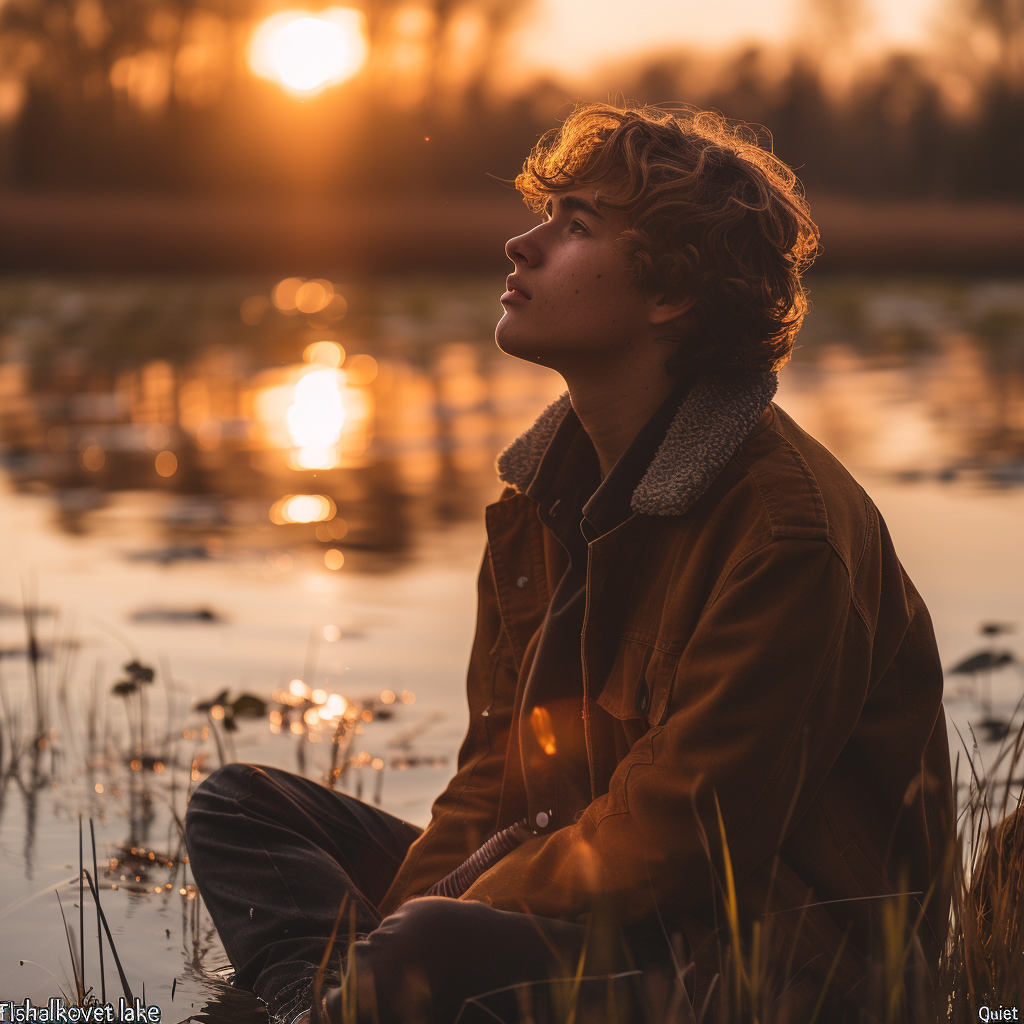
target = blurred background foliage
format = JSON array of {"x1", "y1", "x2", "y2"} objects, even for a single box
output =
[{"x1": 0, "y1": 0, "x2": 1021, "y2": 200}]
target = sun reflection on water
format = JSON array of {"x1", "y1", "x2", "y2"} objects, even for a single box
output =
[
  {"x1": 269, "y1": 493, "x2": 337, "y2": 524},
  {"x1": 249, "y1": 335, "x2": 374, "y2": 472},
  {"x1": 287, "y1": 367, "x2": 347, "y2": 468}
]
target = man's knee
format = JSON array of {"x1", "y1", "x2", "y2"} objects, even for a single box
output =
[
  {"x1": 184, "y1": 762, "x2": 259, "y2": 853},
  {"x1": 376, "y1": 896, "x2": 465, "y2": 950},
  {"x1": 188, "y1": 762, "x2": 258, "y2": 807}
]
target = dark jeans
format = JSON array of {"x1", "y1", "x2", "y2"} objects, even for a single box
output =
[{"x1": 184, "y1": 763, "x2": 669, "y2": 1024}]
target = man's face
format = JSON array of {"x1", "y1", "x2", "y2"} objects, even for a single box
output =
[{"x1": 495, "y1": 189, "x2": 655, "y2": 374}]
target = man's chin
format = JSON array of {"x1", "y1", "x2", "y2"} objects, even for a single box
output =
[{"x1": 495, "y1": 323, "x2": 551, "y2": 366}]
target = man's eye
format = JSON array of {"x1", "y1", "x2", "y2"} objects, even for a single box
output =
[{"x1": 569, "y1": 220, "x2": 588, "y2": 234}]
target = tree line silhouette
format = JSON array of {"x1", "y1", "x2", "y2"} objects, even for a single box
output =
[{"x1": 0, "y1": 0, "x2": 1021, "y2": 201}]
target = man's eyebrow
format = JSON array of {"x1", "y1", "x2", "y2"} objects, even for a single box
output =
[{"x1": 545, "y1": 194, "x2": 606, "y2": 220}]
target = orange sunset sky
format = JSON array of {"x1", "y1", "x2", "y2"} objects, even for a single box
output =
[{"x1": 507, "y1": 0, "x2": 946, "y2": 80}]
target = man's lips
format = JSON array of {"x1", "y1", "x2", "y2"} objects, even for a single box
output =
[{"x1": 503, "y1": 278, "x2": 531, "y2": 300}]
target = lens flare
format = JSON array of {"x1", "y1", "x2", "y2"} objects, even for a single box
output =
[{"x1": 249, "y1": 9, "x2": 368, "y2": 95}]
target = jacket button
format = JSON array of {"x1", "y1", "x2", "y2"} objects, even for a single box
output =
[
  {"x1": 635, "y1": 679, "x2": 651, "y2": 719},
  {"x1": 517, "y1": 576, "x2": 529, "y2": 588}
]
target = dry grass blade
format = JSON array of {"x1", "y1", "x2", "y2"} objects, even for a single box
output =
[
  {"x1": 713, "y1": 793, "x2": 748, "y2": 1012},
  {"x1": 55, "y1": 889, "x2": 83, "y2": 1003},
  {"x1": 561, "y1": 940, "x2": 588, "y2": 1024},
  {"x1": 79, "y1": 815, "x2": 85, "y2": 1004},
  {"x1": 89, "y1": 818, "x2": 107, "y2": 1005},
  {"x1": 82, "y1": 868, "x2": 134, "y2": 1004},
  {"x1": 312, "y1": 893, "x2": 348, "y2": 1024}
]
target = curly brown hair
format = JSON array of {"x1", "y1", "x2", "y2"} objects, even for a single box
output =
[{"x1": 515, "y1": 102, "x2": 820, "y2": 378}]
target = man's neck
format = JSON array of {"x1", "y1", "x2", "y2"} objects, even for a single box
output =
[{"x1": 566, "y1": 374, "x2": 681, "y2": 479}]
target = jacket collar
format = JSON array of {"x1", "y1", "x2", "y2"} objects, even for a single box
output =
[{"x1": 495, "y1": 370, "x2": 778, "y2": 517}]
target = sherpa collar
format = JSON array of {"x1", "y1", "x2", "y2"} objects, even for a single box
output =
[{"x1": 495, "y1": 370, "x2": 778, "y2": 517}]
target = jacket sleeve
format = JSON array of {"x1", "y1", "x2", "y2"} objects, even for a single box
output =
[
  {"x1": 377, "y1": 542, "x2": 518, "y2": 916},
  {"x1": 459, "y1": 537, "x2": 868, "y2": 924}
]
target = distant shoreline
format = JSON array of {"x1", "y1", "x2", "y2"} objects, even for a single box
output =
[{"x1": 1, "y1": 191, "x2": 1022, "y2": 275}]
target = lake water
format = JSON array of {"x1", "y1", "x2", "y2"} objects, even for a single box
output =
[{"x1": 0, "y1": 274, "x2": 1022, "y2": 1019}]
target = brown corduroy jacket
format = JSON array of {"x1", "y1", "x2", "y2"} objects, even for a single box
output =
[{"x1": 378, "y1": 377, "x2": 954, "y2": 984}]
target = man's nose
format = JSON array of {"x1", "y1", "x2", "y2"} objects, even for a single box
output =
[{"x1": 505, "y1": 226, "x2": 541, "y2": 266}]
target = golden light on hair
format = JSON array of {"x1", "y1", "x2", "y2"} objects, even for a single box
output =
[
  {"x1": 530, "y1": 705, "x2": 557, "y2": 755},
  {"x1": 270, "y1": 493, "x2": 336, "y2": 524},
  {"x1": 249, "y1": 9, "x2": 368, "y2": 95}
]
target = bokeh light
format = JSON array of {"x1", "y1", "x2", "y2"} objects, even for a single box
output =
[
  {"x1": 145, "y1": 424, "x2": 170, "y2": 450},
  {"x1": 304, "y1": 340, "x2": 345, "y2": 367},
  {"x1": 294, "y1": 280, "x2": 334, "y2": 314},
  {"x1": 240, "y1": 295, "x2": 271, "y2": 325},
  {"x1": 322, "y1": 693, "x2": 349, "y2": 720},
  {"x1": 269, "y1": 493, "x2": 336, "y2": 524},
  {"x1": 324, "y1": 548, "x2": 345, "y2": 570},
  {"x1": 271, "y1": 277, "x2": 304, "y2": 311},
  {"x1": 342, "y1": 353, "x2": 378, "y2": 386},
  {"x1": 155, "y1": 450, "x2": 178, "y2": 477},
  {"x1": 81, "y1": 445, "x2": 105, "y2": 471},
  {"x1": 249, "y1": 9, "x2": 368, "y2": 95},
  {"x1": 315, "y1": 519, "x2": 348, "y2": 542}
]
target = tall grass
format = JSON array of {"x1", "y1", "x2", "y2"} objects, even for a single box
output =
[
  {"x1": 304, "y1": 713, "x2": 1024, "y2": 1024},
  {"x1": 12, "y1": 588, "x2": 1018, "y2": 1024}
]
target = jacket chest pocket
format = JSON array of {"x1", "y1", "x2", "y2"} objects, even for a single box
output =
[{"x1": 595, "y1": 638, "x2": 677, "y2": 727}]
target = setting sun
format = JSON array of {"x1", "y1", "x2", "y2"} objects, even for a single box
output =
[{"x1": 249, "y1": 8, "x2": 368, "y2": 94}]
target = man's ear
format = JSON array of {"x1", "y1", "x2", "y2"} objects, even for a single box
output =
[{"x1": 647, "y1": 293, "x2": 696, "y2": 326}]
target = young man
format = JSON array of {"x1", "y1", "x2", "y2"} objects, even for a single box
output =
[{"x1": 186, "y1": 103, "x2": 954, "y2": 1023}]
